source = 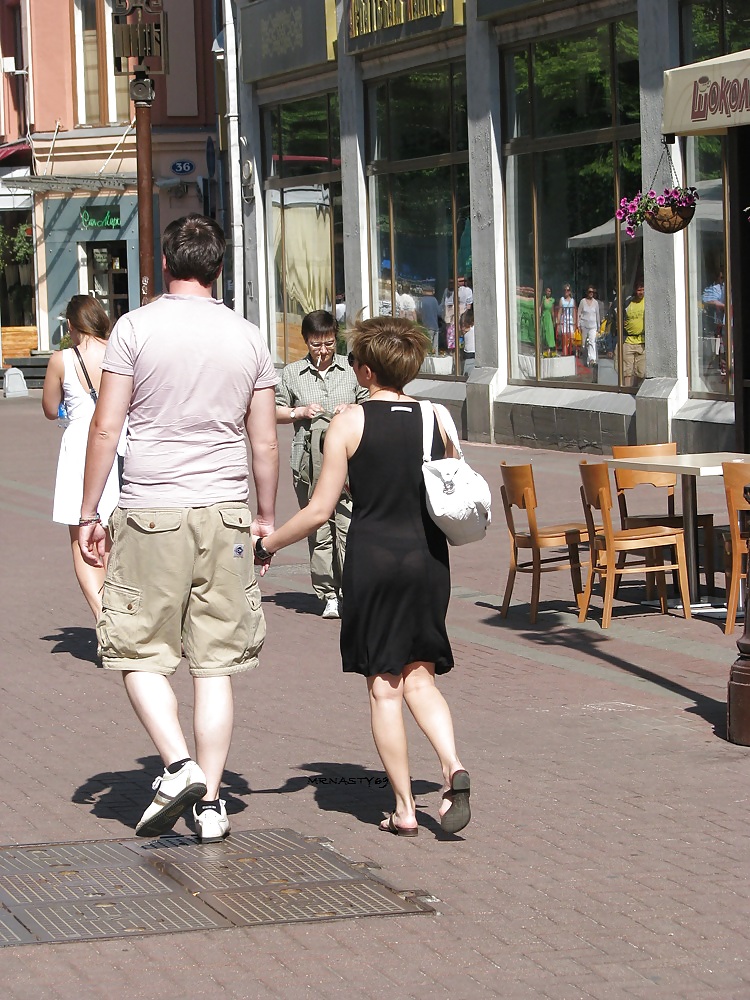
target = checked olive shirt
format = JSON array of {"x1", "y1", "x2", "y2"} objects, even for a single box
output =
[{"x1": 275, "y1": 353, "x2": 369, "y2": 475}]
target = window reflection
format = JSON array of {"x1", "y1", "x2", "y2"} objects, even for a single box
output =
[
  {"x1": 505, "y1": 17, "x2": 643, "y2": 389},
  {"x1": 533, "y1": 26, "x2": 612, "y2": 136},
  {"x1": 264, "y1": 96, "x2": 342, "y2": 364},
  {"x1": 369, "y1": 64, "x2": 471, "y2": 380},
  {"x1": 685, "y1": 135, "x2": 730, "y2": 394}
]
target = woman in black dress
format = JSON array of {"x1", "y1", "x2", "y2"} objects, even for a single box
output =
[{"x1": 256, "y1": 317, "x2": 470, "y2": 836}]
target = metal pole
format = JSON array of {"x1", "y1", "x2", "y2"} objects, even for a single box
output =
[{"x1": 135, "y1": 94, "x2": 155, "y2": 306}]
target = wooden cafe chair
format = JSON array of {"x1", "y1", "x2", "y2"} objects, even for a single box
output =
[
  {"x1": 611, "y1": 442, "x2": 715, "y2": 596},
  {"x1": 500, "y1": 462, "x2": 589, "y2": 623},
  {"x1": 578, "y1": 461, "x2": 691, "y2": 629},
  {"x1": 721, "y1": 461, "x2": 750, "y2": 635}
]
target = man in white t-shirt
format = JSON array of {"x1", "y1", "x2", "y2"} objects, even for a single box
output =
[{"x1": 79, "y1": 215, "x2": 279, "y2": 844}]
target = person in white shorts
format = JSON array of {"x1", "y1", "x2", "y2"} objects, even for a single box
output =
[{"x1": 79, "y1": 215, "x2": 279, "y2": 844}]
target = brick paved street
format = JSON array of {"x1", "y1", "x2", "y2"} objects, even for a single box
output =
[{"x1": 1, "y1": 391, "x2": 749, "y2": 999}]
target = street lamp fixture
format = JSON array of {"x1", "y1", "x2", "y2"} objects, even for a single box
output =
[{"x1": 112, "y1": 0, "x2": 169, "y2": 305}]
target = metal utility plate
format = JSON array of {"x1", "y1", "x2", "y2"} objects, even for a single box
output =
[{"x1": 0, "y1": 828, "x2": 431, "y2": 946}]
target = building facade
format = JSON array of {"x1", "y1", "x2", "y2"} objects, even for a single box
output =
[
  {"x1": 0, "y1": 0, "x2": 220, "y2": 357},
  {"x1": 232, "y1": 0, "x2": 748, "y2": 451}
]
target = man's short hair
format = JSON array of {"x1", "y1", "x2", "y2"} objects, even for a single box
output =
[
  {"x1": 301, "y1": 310, "x2": 337, "y2": 341},
  {"x1": 162, "y1": 214, "x2": 225, "y2": 286}
]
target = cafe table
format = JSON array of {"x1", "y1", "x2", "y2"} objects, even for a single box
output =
[{"x1": 607, "y1": 451, "x2": 749, "y2": 606}]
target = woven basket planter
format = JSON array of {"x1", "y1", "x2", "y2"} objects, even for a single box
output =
[{"x1": 645, "y1": 204, "x2": 696, "y2": 234}]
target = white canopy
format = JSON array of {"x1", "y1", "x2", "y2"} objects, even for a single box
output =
[
  {"x1": 663, "y1": 49, "x2": 750, "y2": 136},
  {"x1": 567, "y1": 179, "x2": 723, "y2": 249}
]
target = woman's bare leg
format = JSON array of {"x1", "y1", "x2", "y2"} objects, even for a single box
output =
[
  {"x1": 68, "y1": 525, "x2": 109, "y2": 620},
  {"x1": 367, "y1": 673, "x2": 417, "y2": 830},
  {"x1": 402, "y1": 662, "x2": 465, "y2": 820}
]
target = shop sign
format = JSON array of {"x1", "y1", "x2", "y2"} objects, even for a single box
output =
[
  {"x1": 239, "y1": 0, "x2": 336, "y2": 84},
  {"x1": 79, "y1": 207, "x2": 121, "y2": 231},
  {"x1": 347, "y1": 0, "x2": 464, "y2": 52},
  {"x1": 476, "y1": 0, "x2": 579, "y2": 18},
  {"x1": 663, "y1": 52, "x2": 750, "y2": 136}
]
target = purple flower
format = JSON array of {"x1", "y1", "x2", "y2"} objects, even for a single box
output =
[{"x1": 657, "y1": 195, "x2": 665, "y2": 206}]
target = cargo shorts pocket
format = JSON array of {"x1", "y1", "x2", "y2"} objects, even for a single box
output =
[
  {"x1": 126, "y1": 510, "x2": 183, "y2": 533},
  {"x1": 219, "y1": 507, "x2": 252, "y2": 530},
  {"x1": 244, "y1": 581, "x2": 266, "y2": 659},
  {"x1": 97, "y1": 582, "x2": 142, "y2": 659}
]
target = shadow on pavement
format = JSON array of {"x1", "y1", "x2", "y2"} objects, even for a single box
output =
[
  {"x1": 479, "y1": 601, "x2": 727, "y2": 739},
  {"x1": 253, "y1": 761, "x2": 461, "y2": 840},
  {"x1": 40, "y1": 626, "x2": 99, "y2": 665},
  {"x1": 72, "y1": 756, "x2": 252, "y2": 832},
  {"x1": 265, "y1": 591, "x2": 321, "y2": 615}
]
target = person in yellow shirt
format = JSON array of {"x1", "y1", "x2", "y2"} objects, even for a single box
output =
[{"x1": 622, "y1": 281, "x2": 645, "y2": 388}]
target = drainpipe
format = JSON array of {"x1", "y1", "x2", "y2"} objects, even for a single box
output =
[{"x1": 221, "y1": 0, "x2": 244, "y2": 315}]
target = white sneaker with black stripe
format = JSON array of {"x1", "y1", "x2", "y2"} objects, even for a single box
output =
[
  {"x1": 193, "y1": 799, "x2": 230, "y2": 843},
  {"x1": 135, "y1": 760, "x2": 207, "y2": 838},
  {"x1": 322, "y1": 596, "x2": 340, "y2": 619}
]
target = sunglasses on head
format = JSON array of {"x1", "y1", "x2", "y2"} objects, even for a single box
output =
[{"x1": 348, "y1": 352, "x2": 357, "y2": 367}]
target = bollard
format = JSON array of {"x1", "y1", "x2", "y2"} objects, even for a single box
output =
[{"x1": 727, "y1": 484, "x2": 750, "y2": 744}]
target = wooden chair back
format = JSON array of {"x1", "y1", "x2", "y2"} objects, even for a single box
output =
[
  {"x1": 579, "y1": 461, "x2": 615, "y2": 542},
  {"x1": 723, "y1": 461, "x2": 750, "y2": 549},
  {"x1": 500, "y1": 462, "x2": 539, "y2": 541},
  {"x1": 611, "y1": 443, "x2": 677, "y2": 520}
]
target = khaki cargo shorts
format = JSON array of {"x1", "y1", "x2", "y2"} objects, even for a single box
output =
[{"x1": 98, "y1": 502, "x2": 265, "y2": 678}]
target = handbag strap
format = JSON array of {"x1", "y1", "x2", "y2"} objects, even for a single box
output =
[
  {"x1": 418, "y1": 400, "x2": 464, "y2": 462},
  {"x1": 72, "y1": 346, "x2": 98, "y2": 403}
]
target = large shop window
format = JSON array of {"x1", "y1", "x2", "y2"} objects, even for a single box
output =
[
  {"x1": 367, "y1": 65, "x2": 472, "y2": 379},
  {"x1": 263, "y1": 94, "x2": 343, "y2": 365},
  {"x1": 679, "y1": 0, "x2": 745, "y2": 401},
  {"x1": 504, "y1": 16, "x2": 642, "y2": 389},
  {"x1": 72, "y1": 0, "x2": 130, "y2": 126}
]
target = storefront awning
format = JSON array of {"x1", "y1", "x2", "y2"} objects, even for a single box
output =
[
  {"x1": 663, "y1": 49, "x2": 750, "y2": 136},
  {"x1": 0, "y1": 139, "x2": 30, "y2": 163},
  {"x1": 0, "y1": 167, "x2": 32, "y2": 210}
]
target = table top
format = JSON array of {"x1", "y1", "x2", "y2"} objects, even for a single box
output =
[{"x1": 607, "y1": 451, "x2": 749, "y2": 477}]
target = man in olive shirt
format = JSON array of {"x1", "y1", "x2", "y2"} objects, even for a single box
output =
[
  {"x1": 622, "y1": 281, "x2": 645, "y2": 388},
  {"x1": 275, "y1": 311, "x2": 368, "y2": 619}
]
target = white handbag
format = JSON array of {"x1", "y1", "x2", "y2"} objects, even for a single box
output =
[{"x1": 418, "y1": 400, "x2": 492, "y2": 546}]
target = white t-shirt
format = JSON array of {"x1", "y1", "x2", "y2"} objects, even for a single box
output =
[{"x1": 102, "y1": 294, "x2": 278, "y2": 508}]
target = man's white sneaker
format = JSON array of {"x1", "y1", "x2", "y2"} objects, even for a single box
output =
[
  {"x1": 322, "y1": 596, "x2": 340, "y2": 619},
  {"x1": 193, "y1": 799, "x2": 230, "y2": 843},
  {"x1": 135, "y1": 760, "x2": 207, "y2": 838}
]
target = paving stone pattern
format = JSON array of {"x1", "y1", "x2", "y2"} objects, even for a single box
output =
[{"x1": 0, "y1": 393, "x2": 749, "y2": 999}]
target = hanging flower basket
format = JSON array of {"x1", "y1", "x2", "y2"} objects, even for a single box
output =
[
  {"x1": 644, "y1": 203, "x2": 696, "y2": 234},
  {"x1": 616, "y1": 140, "x2": 698, "y2": 237}
]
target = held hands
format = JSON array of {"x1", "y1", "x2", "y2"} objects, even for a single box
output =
[
  {"x1": 251, "y1": 518, "x2": 275, "y2": 577},
  {"x1": 79, "y1": 522, "x2": 107, "y2": 567}
]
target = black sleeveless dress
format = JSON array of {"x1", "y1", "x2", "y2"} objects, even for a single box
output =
[{"x1": 340, "y1": 400, "x2": 454, "y2": 677}]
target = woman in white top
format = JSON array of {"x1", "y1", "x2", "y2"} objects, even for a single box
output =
[
  {"x1": 556, "y1": 283, "x2": 577, "y2": 356},
  {"x1": 42, "y1": 295, "x2": 122, "y2": 619},
  {"x1": 578, "y1": 285, "x2": 601, "y2": 367}
]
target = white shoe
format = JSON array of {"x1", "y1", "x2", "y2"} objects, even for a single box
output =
[
  {"x1": 193, "y1": 799, "x2": 230, "y2": 843},
  {"x1": 322, "y1": 596, "x2": 340, "y2": 619},
  {"x1": 135, "y1": 760, "x2": 207, "y2": 838}
]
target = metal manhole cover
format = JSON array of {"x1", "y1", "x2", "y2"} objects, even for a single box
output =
[
  {"x1": 0, "y1": 829, "x2": 432, "y2": 946},
  {"x1": 201, "y1": 880, "x2": 426, "y2": 926},
  {"x1": 0, "y1": 842, "x2": 138, "y2": 875},
  {"x1": 0, "y1": 865, "x2": 175, "y2": 905},
  {"x1": 158, "y1": 849, "x2": 360, "y2": 892},
  {"x1": 0, "y1": 908, "x2": 36, "y2": 946},
  {"x1": 133, "y1": 828, "x2": 312, "y2": 861},
  {"x1": 12, "y1": 894, "x2": 230, "y2": 943}
]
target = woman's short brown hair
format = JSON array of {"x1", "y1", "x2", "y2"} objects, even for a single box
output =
[
  {"x1": 350, "y1": 317, "x2": 430, "y2": 391},
  {"x1": 66, "y1": 294, "x2": 111, "y2": 340}
]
